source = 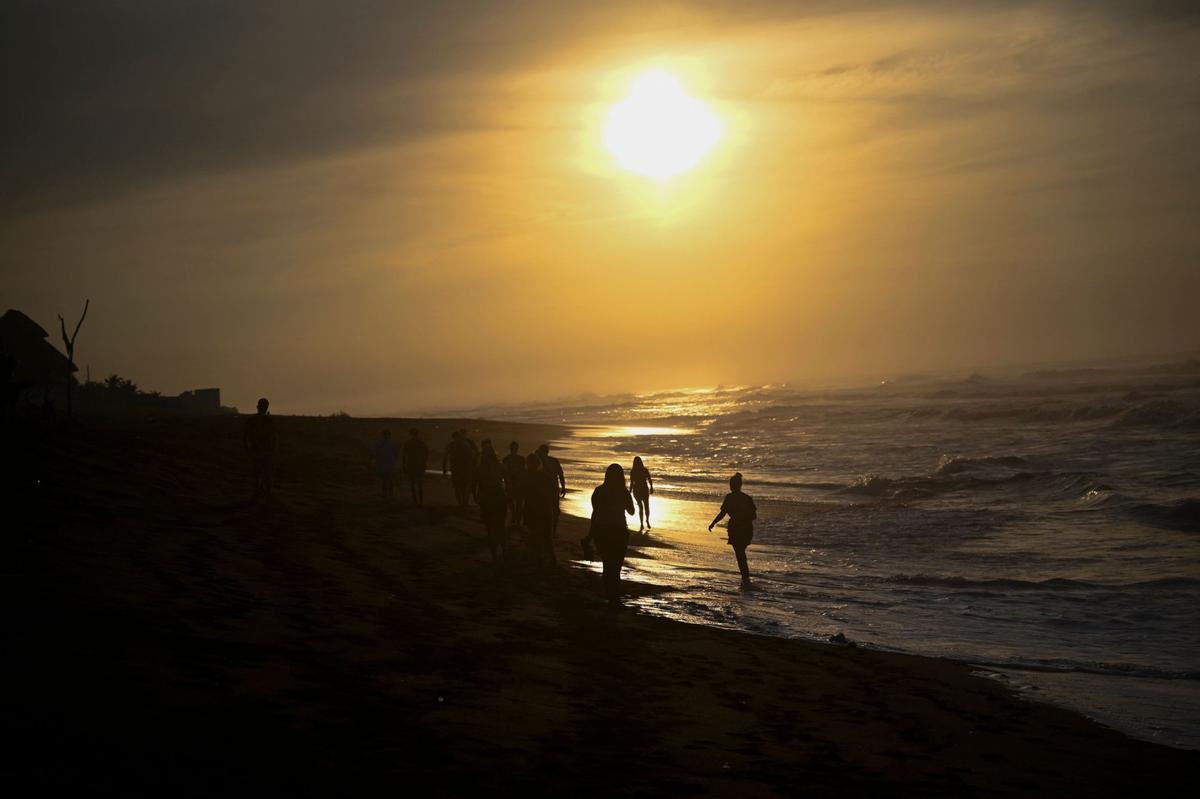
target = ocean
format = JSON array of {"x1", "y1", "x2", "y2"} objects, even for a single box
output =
[{"x1": 461, "y1": 359, "x2": 1200, "y2": 749}]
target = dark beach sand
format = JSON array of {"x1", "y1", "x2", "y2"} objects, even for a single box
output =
[{"x1": 6, "y1": 415, "x2": 1196, "y2": 796}]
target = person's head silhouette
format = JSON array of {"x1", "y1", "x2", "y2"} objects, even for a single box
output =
[
  {"x1": 509, "y1": 441, "x2": 519, "y2": 454},
  {"x1": 256, "y1": 397, "x2": 269, "y2": 415},
  {"x1": 604, "y1": 462, "x2": 626, "y2": 490},
  {"x1": 730, "y1": 472, "x2": 743, "y2": 492}
]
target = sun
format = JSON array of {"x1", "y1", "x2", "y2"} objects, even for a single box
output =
[{"x1": 605, "y1": 70, "x2": 722, "y2": 181}]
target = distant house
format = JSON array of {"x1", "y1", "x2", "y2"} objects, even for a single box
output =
[
  {"x1": 0, "y1": 309, "x2": 76, "y2": 400},
  {"x1": 175, "y1": 387, "x2": 222, "y2": 414}
]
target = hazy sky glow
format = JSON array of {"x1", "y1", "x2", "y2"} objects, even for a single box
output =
[{"x1": 3, "y1": 1, "x2": 1198, "y2": 413}]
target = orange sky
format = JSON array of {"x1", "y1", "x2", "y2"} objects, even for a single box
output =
[{"x1": 3, "y1": 2, "x2": 1198, "y2": 413}]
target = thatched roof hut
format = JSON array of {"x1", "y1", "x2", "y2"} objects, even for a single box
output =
[{"x1": 0, "y1": 309, "x2": 77, "y2": 389}]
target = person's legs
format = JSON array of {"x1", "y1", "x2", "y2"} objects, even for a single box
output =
[
  {"x1": 255, "y1": 453, "x2": 273, "y2": 503},
  {"x1": 636, "y1": 496, "x2": 647, "y2": 531},
  {"x1": 733, "y1": 545, "x2": 750, "y2": 584}
]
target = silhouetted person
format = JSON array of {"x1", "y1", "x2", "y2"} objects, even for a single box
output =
[
  {"x1": 502, "y1": 441, "x2": 526, "y2": 526},
  {"x1": 402, "y1": 427, "x2": 429, "y2": 506},
  {"x1": 630, "y1": 456, "x2": 655, "y2": 532},
  {"x1": 523, "y1": 452, "x2": 557, "y2": 569},
  {"x1": 0, "y1": 345, "x2": 16, "y2": 421},
  {"x1": 591, "y1": 463, "x2": 635, "y2": 605},
  {"x1": 474, "y1": 441, "x2": 508, "y2": 563},
  {"x1": 536, "y1": 443, "x2": 566, "y2": 536},
  {"x1": 372, "y1": 428, "x2": 399, "y2": 501},
  {"x1": 243, "y1": 397, "x2": 277, "y2": 504},
  {"x1": 708, "y1": 472, "x2": 757, "y2": 587},
  {"x1": 442, "y1": 430, "x2": 477, "y2": 508}
]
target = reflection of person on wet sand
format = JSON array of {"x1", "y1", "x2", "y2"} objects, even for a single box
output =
[
  {"x1": 242, "y1": 397, "x2": 277, "y2": 504},
  {"x1": 591, "y1": 463, "x2": 635, "y2": 605},
  {"x1": 371, "y1": 429, "x2": 399, "y2": 501},
  {"x1": 630, "y1": 456, "x2": 654, "y2": 532},
  {"x1": 708, "y1": 472, "x2": 757, "y2": 587},
  {"x1": 474, "y1": 440, "x2": 508, "y2": 563},
  {"x1": 402, "y1": 427, "x2": 429, "y2": 506}
]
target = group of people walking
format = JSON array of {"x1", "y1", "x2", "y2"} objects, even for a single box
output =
[
  {"x1": 430, "y1": 431, "x2": 758, "y2": 604},
  {"x1": 246, "y1": 400, "x2": 758, "y2": 606}
]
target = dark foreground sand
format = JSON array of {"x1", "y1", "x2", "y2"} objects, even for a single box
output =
[{"x1": 6, "y1": 415, "x2": 1196, "y2": 796}]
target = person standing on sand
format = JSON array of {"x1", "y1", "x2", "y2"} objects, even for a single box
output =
[
  {"x1": 523, "y1": 452, "x2": 557, "y2": 569},
  {"x1": 708, "y1": 472, "x2": 757, "y2": 587},
  {"x1": 536, "y1": 443, "x2": 566, "y2": 537},
  {"x1": 402, "y1": 427, "x2": 429, "y2": 506},
  {"x1": 371, "y1": 429, "x2": 399, "y2": 501},
  {"x1": 630, "y1": 456, "x2": 655, "y2": 532},
  {"x1": 474, "y1": 441, "x2": 508, "y2": 563},
  {"x1": 242, "y1": 397, "x2": 277, "y2": 504},
  {"x1": 591, "y1": 463, "x2": 636, "y2": 605},
  {"x1": 502, "y1": 441, "x2": 526, "y2": 527},
  {"x1": 442, "y1": 430, "x2": 477, "y2": 508}
]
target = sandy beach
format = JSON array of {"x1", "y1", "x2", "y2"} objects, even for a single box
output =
[{"x1": 6, "y1": 414, "x2": 1196, "y2": 796}]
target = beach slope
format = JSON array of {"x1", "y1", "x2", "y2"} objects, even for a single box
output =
[{"x1": 6, "y1": 415, "x2": 1195, "y2": 796}]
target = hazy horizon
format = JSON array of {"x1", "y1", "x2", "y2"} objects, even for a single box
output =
[{"x1": 4, "y1": 1, "x2": 1198, "y2": 415}]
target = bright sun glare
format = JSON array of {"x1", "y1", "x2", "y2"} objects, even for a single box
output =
[{"x1": 605, "y1": 70, "x2": 722, "y2": 181}]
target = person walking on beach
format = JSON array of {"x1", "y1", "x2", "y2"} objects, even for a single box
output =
[
  {"x1": 402, "y1": 427, "x2": 429, "y2": 506},
  {"x1": 630, "y1": 456, "x2": 655, "y2": 532},
  {"x1": 502, "y1": 441, "x2": 526, "y2": 526},
  {"x1": 523, "y1": 452, "x2": 557, "y2": 569},
  {"x1": 371, "y1": 429, "x2": 399, "y2": 501},
  {"x1": 474, "y1": 440, "x2": 508, "y2": 563},
  {"x1": 708, "y1": 472, "x2": 757, "y2": 587},
  {"x1": 591, "y1": 463, "x2": 636, "y2": 605},
  {"x1": 443, "y1": 430, "x2": 477, "y2": 508},
  {"x1": 537, "y1": 443, "x2": 566, "y2": 536},
  {"x1": 243, "y1": 397, "x2": 277, "y2": 504}
]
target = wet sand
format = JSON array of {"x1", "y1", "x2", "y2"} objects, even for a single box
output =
[{"x1": 6, "y1": 415, "x2": 1196, "y2": 796}]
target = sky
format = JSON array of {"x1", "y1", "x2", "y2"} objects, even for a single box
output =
[{"x1": 3, "y1": 1, "x2": 1198, "y2": 414}]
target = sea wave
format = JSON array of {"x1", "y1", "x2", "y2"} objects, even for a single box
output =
[{"x1": 883, "y1": 574, "x2": 1200, "y2": 591}]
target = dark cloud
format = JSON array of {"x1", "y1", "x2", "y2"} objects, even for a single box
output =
[
  {"x1": 4, "y1": 1, "x2": 1196, "y2": 216},
  {"x1": 1, "y1": 1, "x2": 619, "y2": 214}
]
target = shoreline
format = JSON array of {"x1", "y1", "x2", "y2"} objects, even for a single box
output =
[
  {"x1": 8, "y1": 414, "x2": 1196, "y2": 794},
  {"x1": 546, "y1": 424, "x2": 1200, "y2": 751}
]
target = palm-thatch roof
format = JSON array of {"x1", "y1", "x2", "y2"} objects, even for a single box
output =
[{"x1": 0, "y1": 309, "x2": 77, "y2": 388}]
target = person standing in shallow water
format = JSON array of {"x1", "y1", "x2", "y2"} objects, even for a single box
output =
[
  {"x1": 474, "y1": 440, "x2": 508, "y2": 564},
  {"x1": 443, "y1": 430, "x2": 477, "y2": 508},
  {"x1": 591, "y1": 463, "x2": 635, "y2": 605},
  {"x1": 537, "y1": 443, "x2": 566, "y2": 537},
  {"x1": 708, "y1": 472, "x2": 757, "y2": 587},
  {"x1": 523, "y1": 452, "x2": 557, "y2": 569},
  {"x1": 242, "y1": 397, "x2": 277, "y2": 504},
  {"x1": 502, "y1": 441, "x2": 526, "y2": 527},
  {"x1": 630, "y1": 456, "x2": 654, "y2": 532},
  {"x1": 371, "y1": 429, "x2": 399, "y2": 501},
  {"x1": 402, "y1": 427, "x2": 429, "y2": 506}
]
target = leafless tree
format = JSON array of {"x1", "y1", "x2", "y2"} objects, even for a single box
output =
[{"x1": 58, "y1": 299, "x2": 89, "y2": 420}]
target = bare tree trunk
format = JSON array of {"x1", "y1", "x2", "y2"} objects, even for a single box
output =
[{"x1": 59, "y1": 299, "x2": 89, "y2": 421}]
